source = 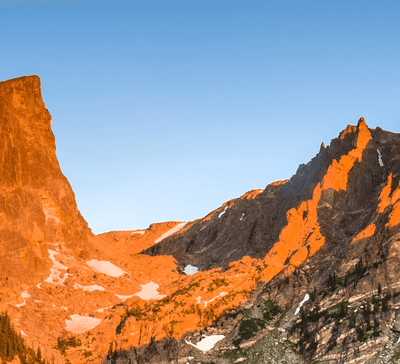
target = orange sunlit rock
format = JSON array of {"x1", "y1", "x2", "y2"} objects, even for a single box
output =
[
  {"x1": 351, "y1": 223, "x2": 376, "y2": 244},
  {"x1": 270, "y1": 179, "x2": 289, "y2": 186},
  {"x1": 378, "y1": 173, "x2": 394, "y2": 213},
  {"x1": 240, "y1": 189, "x2": 265, "y2": 199},
  {"x1": 261, "y1": 183, "x2": 324, "y2": 277},
  {"x1": 339, "y1": 124, "x2": 357, "y2": 139},
  {"x1": 321, "y1": 119, "x2": 371, "y2": 191},
  {"x1": 378, "y1": 173, "x2": 400, "y2": 214},
  {"x1": 387, "y1": 201, "x2": 400, "y2": 228},
  {"x1": 97, "y1": 221, "x2": 186, "y2": 255},
  {"x1": 290, "y1": 247, "x2": 309, "y2": 267},
  {"x1": 376, "y1": 172, "x2": 400, "y2": 228}
]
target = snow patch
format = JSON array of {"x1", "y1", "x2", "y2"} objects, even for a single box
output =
[
  {"x1": 131, "y1": 230, "x2": 146, "y2": 235},
  {"x1": 37, "y1": 283, "x2": 41, "y2": 289},
  {"x1": 134, "y1": 281, "x2": 166, "y2": 300},
  {"x1": 240, "y1": 213, "x2": 245, "y2": 221},
  {"x1": 20, "y1": 330, "x2": 27, "y2": 337},
  {"x1": 294, "y1": 294, "x2": 310, "y2": 315},
  {"x1": 115, "y1": 294, "x2": 136, "y2": 301},
  {"x1": 45, "y1": 250, "x2": 70, "y2": 286},
  {"x1": 377, "y1": 149, "x2": 384, "y2": 166},
  {"x1": 185, "y1": 335, "x2": 225, "y2": 352},
  {"x1": 86, "y1": 260, "x2": 126, "y2": 277},
  {"x1": 74, "y1": 283, "x2": 105, "y2": 292},
  {"x1": 204, "y1": 292, "x2": 228, "y2": 308},
  {"x1": 184, "y1": 265, "x2": 199, "y2": 275},
  {"x1": 16, "y1": 291, "x2": 30, "y2": 307},
  {"x1": 65, "y1": 314, "x2": 102, "y2": 334},
  {"x1": 218, "y1": 206, "x2": 228, "y2": 218},
  {"x1": 155, "y1": 222, "x2": 186, "y2": 243}
]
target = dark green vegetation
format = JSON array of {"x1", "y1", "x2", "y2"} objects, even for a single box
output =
[
  {"x1": 0, "y1": 311, "x2": 46, "y2": 364},
  {"x1": 54, "y1": 336, "x2": 82, "y2": 356},
  {"x1": 221, "y1": 331, "x2": 319, "y2": 364},
  {"x1": 232, "y1": 318, "x2": 265, "y2": 347},
  {"x1": 115, "y1": 278, "x2": 250, "y2": 337},
  {"x1": 290, "y1": 258, "x2": 399, "y2": 356},
  {"x1": 232, "y1": 299, "x2": 281, "y2": 347}
]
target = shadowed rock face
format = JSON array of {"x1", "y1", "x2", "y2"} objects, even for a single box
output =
[
  {"x1": 141, "y1": 119, "x2": 400, "y2": 274},
  {"x1": 0, "y1": 76, "x2": 91, "y2": 298}
]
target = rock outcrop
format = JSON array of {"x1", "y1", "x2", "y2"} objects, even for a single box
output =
[{"x1": 0, "y1": 76, "x2": 91, "y2": 301}]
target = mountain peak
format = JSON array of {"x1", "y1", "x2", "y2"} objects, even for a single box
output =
[{"x1": 357, "y1": 116, "x2": 366, "y2": 126}]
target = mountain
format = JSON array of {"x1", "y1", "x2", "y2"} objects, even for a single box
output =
[
  {"x1": 0, "y1": 76, "x2": 181, "y2": 363},
  {"x1": 1, "y1": 75, "x2": 400, "y2": 364}
]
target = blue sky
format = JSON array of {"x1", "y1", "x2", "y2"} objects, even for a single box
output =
[{"x1": 1, "y1": 0, "x2": 400, "y2": 234}]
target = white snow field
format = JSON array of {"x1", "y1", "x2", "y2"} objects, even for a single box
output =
[
  {"x1": 65, "y1": 314, "x2": 102, "y2": 334},
  {"x1": 155, "y1": 222, "x2": 186, "y2": 243},
  {"x1": 184, "y1": 265, "x2": 199, "y2": 275},
  {"x1": 134, "y1": 281, "x2": 166, "y2": 300},
  {"x1": 131, "y1": 230, "x2": 146, "y2": 235},
  {"x1": 86, "y1": 259, "x2": 126, "y2": 277},
  {"x1": 218, "y1": 206, "x2": 228, "y2": 218},
  {"x1": 377, "y1": 149, "x2": 384, "y2": 166},
  {"x1": 16, "y1": 291, "x2": 30, "y2": 307},
  {"x1": 203, "y1": 292, "x2": 228, "y2": 308},
  {"x1": 294, "y1": 293, "x2": 310, "y2": 315},
  {"x1": 73, "y1": 283, "x2": 105, "y2": 292},
  {"x1": 115, "y1": 294, "x2": 136, "y2": 301},
  {"x1": 185, "y1": 335, "x2": 225, "y2": 352},
  {"x1": 45, "y1": 250, "x2": 70, "y2": 285}
]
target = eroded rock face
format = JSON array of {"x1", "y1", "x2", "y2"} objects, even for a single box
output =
[{"x1": 0, "y1": 76, "x2": 91, "y2": 296}]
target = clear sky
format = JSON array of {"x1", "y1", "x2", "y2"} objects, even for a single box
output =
[{"x1": 1, "y1": 0, "x2": 400, "y2": 234}]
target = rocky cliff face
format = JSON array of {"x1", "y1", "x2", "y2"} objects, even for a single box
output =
[
  {"x1": 0, "y1": 76, "x2": 92, "y2": 300},
  {"x1": 1, "y1": 75, "x2": 400, "y2": 364}
]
